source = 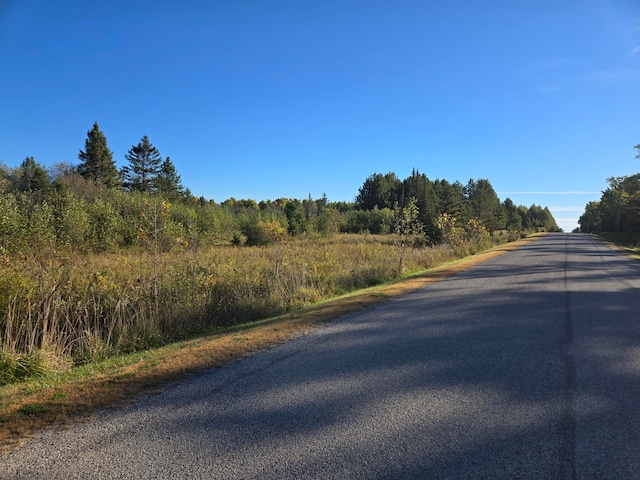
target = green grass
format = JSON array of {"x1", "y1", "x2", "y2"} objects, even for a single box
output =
[
  {"x1": 17, "y1": 403, "x2": 47, "y2": 416},
  {"x1": 1, "y1": 348, "x2": 166, "y2": 400},
  {"x1": 0, "y1": 353, "x2": 53, "y2": 387},
  {"x1": 594, "y1": 233, "x2": 640, "y2": 260}
]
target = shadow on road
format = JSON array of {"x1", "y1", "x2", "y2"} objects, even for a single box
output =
[{"x1": 112, "y1": 234, "x2": 639, "y2": 478}]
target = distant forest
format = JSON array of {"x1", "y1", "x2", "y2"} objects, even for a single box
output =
[
  {"x1": 1, "y1": 122, "x2": 559, "y2": 255},
  {"x1": 578, "y1": 144, "x2": 640, "y2": 240}
]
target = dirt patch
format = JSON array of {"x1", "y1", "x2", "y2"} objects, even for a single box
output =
[{"x1": 0, "y1": 235, "x2": 539, "y2": 454}]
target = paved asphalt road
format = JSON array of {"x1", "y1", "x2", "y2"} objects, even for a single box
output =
[{"x1": 1, "y1": 233, "x2": 639, "y2": 479}]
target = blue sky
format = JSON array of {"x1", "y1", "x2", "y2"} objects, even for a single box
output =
[{"x1": 1, "y1": 0, "x2": 639, "y2": 231}]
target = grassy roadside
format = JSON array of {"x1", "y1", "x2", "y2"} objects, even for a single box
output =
[
  {"x1": 0, "y1": 234, "x2": 543, "y2": 454},
  {"x1": 593, "y1": 233, "x2": 640, "y2": 261}
]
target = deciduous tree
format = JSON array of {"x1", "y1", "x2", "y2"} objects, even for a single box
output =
[
  {"x1": 393, "y1": 197, "x2": 424, "y2": 273},
  {"x1": 578, "y1": 201, "x2": 602, "y2": 233}
]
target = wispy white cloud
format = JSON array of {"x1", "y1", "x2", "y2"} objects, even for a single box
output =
[{"x1": 632, "y1": 46, "x2": 640, "y2": 55}]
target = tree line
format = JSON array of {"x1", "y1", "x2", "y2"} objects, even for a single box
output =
[
  {"x1": 1, "y1": 122, "x2": 559, "y2": 255},
  {"x1": 578, "y1": 144, "x2": 640, "y2": 238},
  {"x1": 353, "y1": 169, "x2": 559, "y2": 241}
]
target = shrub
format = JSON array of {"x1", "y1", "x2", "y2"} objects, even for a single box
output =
[
  {"x1": 0, "y1": 352, "x2": 52, "y2": 386},
  {"x1": 244, "y1": 220, "x2": 288, "y2": 246}
]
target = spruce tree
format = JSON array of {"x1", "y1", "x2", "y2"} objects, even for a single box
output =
[
  {"x1": 16, "y1": 156, "x2": 50, "y2": 194},
  {"x1": 400, "y1": 169, "x2": 439, "y2": 240},
  {"x1": 156, "y1": 157, "x2": 184, "y2": 201},
  {"x1": 78, "y1": 122, "x2": 119, "y2": 187},
  {"x1": 502, "y1": 198, "x2": 522, "y2": 231},
  {"x1": 465, "y1": 178, "x2": 504, "y2": 231},
  {"x1": 122, "y1": 135, "x2": 162, "y2": 193},
  {"x1": 434, "y1": 179, "x2": 466, "y2": 221}
]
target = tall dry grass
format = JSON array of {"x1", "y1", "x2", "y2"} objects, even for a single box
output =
[{"x1": 0, "y1": 232, "x2": 517, "y2": 383}]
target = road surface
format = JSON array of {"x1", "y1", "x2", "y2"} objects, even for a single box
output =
[{"x1": 1, "y1": 233, "x2": 639, "y2": 479}]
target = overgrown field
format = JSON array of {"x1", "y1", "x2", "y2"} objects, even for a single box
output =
[{"x1": 0, "y1": 232, "x2": 519, "y2": 384}]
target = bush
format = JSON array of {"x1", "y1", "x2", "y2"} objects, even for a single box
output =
[
  {"x1": 244, "y1": 220, "x2": 287, "y2": 246},
  {"x1": 0, "y1": 352, "x2": 52, "y2": 386},
  {"x1": 342, "y1": 208, "x2": 393, "y2": 234}
]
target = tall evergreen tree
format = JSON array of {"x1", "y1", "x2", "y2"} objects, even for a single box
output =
[
  {"x1": 434, "y1": 179, "x2": 466, "y2": 220},
  {"x1": 122, "y1": 135, "x2": 162, "y2": 193},
  {"x1": 465, "y1": 178, "x2": 504, "y2": 231},
  {"x1": 284, "y1": 199, "x2": 308, "y2": 235},
  {"x1": 525, "y1": 204, "x2": 559, "y2": 232},
  {"x1": 156, "y1": 157, "x2": 184, "y2": 201},
  {"x1": 518, "y1": 205, "x2": 532, "y2": 230},
  {"x1": 78, "y1": 122, "x2": 119, "y2": 187},
  {"x1": 355, "y1": 172, "x2": 401, "y2": 210},
  {"x1": 400, "y1": 169, "x2": 439, "y2": 240},
  {"x1": 502, "y1": 198, "x2": 522, "y2": 231},
  {"x1": 15, "y1": 156, "x2": 50, "y2": 193}
]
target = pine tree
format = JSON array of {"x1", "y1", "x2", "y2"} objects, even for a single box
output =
[
  {"x1": 355, "y1": 172, "x2": 400, "y2": 210},
  {"x1": 78, "y1": 122, "x2": 119, "y2": 187},
  {"x1": 122, "y1": 135, "x2": 162, "y2": 193}
]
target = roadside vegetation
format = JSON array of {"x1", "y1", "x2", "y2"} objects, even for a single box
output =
[
  {"x1": 592, "y1": 233, "x2": 640, "y2": 261},
  {"x1": 1, "y1": 122, "x2": 560, "y2": 387},
  {"x1": 577, "y1": 143, "x2": 640, "y2": 247},
  {"x1": 0, "y1": 237, "x2": 538, "y2": 452}
]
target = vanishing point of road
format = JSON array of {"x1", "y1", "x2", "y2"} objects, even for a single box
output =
[{"x1": 1, "y1": 233, "x2": 639, "y2": 479}]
